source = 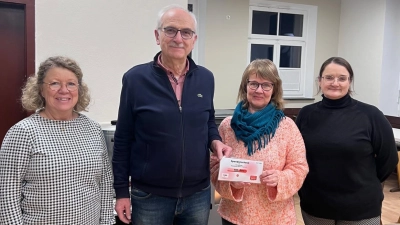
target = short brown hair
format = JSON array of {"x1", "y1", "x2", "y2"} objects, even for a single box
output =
[
  {"x1": 21, "y1": 56, "x2": 90, "y2": 112},
  {"x1": 237, "y1": 59, "x2": 284, "y2": 110},
  {"x1": 317, "y1": 56, "x2": 354, "y2": 95}
]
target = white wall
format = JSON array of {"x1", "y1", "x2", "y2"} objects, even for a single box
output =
[
  {"x1": 35, "y1": 0, "x2": 186, "y2": 124},
  {"x1": 35, "y1": 0, "x2": 399, "y2": 123},
  {"x1": 205, "y1": 0, "x2": 249, "y2": 109},
  {"x1": 378, "y1": 0, "x2": 400, "y2": 116},
  {"x1": 205, "y1": 0, "x2": 341, "y2": 109},
  {"x1": 338, "y1": 0, "x2": 386, "y2": 106}
]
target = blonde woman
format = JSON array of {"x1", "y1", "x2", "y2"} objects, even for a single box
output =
[
  {"x1": 211, "y1": 59, "x2": 309, "y2": 225},
  {"x1": 0, "y1": 56, "x2": 114, "y2": 224}
]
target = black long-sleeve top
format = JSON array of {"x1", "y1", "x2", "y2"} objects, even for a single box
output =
[{"x1": 295, "y1": 94, "x2": 398, "y2": 221}]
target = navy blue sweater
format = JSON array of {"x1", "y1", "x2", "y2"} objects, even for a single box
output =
[
  {"x1": 296, "y1": 94, "x2": 398, "y2": 221},
  {"x1": 113, "y1": 52, "x2": 221, "y2": 198}
]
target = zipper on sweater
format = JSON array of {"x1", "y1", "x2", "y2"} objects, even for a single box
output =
[
  {"x1": 168, "y1": 73, "x2": 182, "y2": 113},
  {"x1": 163, "y1": 69, "x2": 186, "y2": 197},
  {"x1": 178, "y1": 72, "x2": 189, "y2": 197},
  {"x1": 178, "y1": 107, "x2": 185, "y2": 197},
  {"x1": 159, "y1": 66, "x2": 195, "y2": 197}
]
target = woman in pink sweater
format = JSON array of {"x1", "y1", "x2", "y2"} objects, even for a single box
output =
[{"x1": 211, "y1": 59, "x2": 309, "y2": 225}]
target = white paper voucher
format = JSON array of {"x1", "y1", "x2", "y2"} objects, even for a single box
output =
[{"x1": 218, "y1": 157, "x2": 264, "y2": 183}]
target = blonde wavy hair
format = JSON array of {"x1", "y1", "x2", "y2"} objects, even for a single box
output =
[
  {"x1": 237, "y1": 59, "x2": 284, "y2": 110},
  {"x1": 21, "y1": 56, "x2": 90, "y2": 112}
]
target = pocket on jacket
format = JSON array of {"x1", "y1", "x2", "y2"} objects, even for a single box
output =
[
  {"x1": 201, "y1": 183, "x2": 211, "y2": 191},
  {"x1": 130, "y1": 186, "x2": 152, "y2": 199},
  {"x1": 139, "y1": 143, "x2": 180, "y2": 184}
]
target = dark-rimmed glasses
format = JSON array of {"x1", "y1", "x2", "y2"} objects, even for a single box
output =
[
  {"x1": 43, "y1": 81, "x2": 79, "y2": 92},
  {"x1": 159, "y1": 27, "x2": 195, "y2": 40},
  {"x1": 321, "y1": 75, "x2": 349, "y2": 83},
  {"x1": 247, "y1": 80, "x2": 274, "y2": 91}
]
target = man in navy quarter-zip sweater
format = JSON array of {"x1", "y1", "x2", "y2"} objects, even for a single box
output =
[{"x1": 112, "y1": 4, "x2": 232, "y2": 225}]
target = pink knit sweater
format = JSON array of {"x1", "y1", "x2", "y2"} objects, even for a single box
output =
[{"x1": 211, "y1": 116, "x2": 308, "y2": 225}]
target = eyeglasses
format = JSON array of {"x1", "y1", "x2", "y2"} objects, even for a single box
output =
[
  {"x1": 247, "y1": 80, "x2": 274, "y2": 91},
  {"x1": 159, "y1": 27, "x2": 195, "y2": 40},
  {"x1": 321, "y1": 75, "x2": 349, "y2": 83},
  {"x1": 43, "y1": 81, "x2": 79, "y2": 92}
]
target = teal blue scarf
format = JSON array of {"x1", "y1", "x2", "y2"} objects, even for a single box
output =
[{"x1": 231, "y1": 101, "x2": 285, "y2": 156}]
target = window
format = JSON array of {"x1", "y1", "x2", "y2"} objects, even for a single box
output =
[{"x1": 249, "y1": 0, "x2": 317, "y2": 98}]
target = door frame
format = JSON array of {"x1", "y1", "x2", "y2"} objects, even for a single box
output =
[
  {"x1": 188, "y1": 0, "x2": 206, "y2": 66},
  {"x1": 1, "y1": 0, "x2": 35, "y2": 81}
]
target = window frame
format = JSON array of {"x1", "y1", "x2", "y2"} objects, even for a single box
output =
[{"x1": 249, "y1": 0, "x2": 317, "y2": 98}]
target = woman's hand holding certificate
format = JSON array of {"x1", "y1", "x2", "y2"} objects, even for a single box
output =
[{"x1": 217, "y1": 157, "x2": 264, "y2": 183}]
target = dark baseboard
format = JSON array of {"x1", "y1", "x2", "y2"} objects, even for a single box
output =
[
  {"x1": 386, "y1": 115, "x2": 400, "y2": 129},
  {"x1": 284, "y1": 108, "x2": 301, "y2": 121},
  {"x1": 284, "y1": 108, "x2": 400, "y2": 129}
]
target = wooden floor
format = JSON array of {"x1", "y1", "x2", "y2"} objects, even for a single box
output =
[{"x1": 295, "y1": 173, "x2": 400, "y2": 225}]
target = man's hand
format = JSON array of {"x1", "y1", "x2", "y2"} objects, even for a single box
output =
[
  {"x1": 211, "y1": 140, "x2": 232, "y2": 159},
  {"x1": 115, "y1": 198, "x2": 131, "y2": 224}
]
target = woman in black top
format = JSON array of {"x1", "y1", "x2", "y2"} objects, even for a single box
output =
[{"x1": 295, "y1": 57, "x2": 398, "y2": 225}]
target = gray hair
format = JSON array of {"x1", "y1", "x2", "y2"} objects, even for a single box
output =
[
  {"x1": 156, "y1": 4, "x2": 197, "y2": 32},
  {"x1": 21, "y1": 56, "x2": 90, "y2": 112}
]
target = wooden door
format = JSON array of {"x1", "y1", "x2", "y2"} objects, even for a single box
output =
[{"x1": 0, "y1": 0, "x2": 34, "y2": 143}]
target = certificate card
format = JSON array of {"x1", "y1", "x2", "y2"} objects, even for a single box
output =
[{"x1": 218, "y1": 157, "x2": 264, "y2": 183}]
